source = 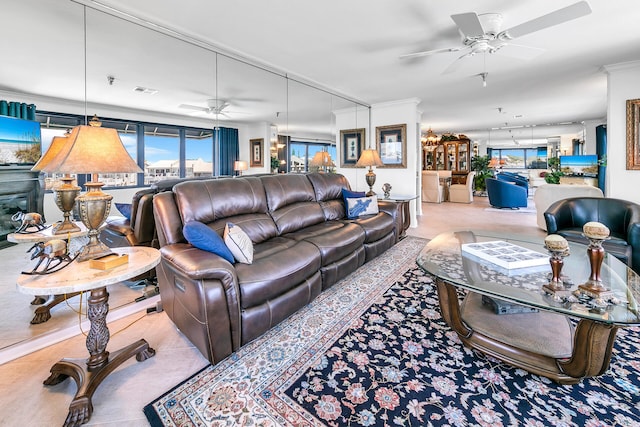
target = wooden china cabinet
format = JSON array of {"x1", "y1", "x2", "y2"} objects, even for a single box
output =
[{"x1": 423, "y1": 134, "x2": 470, "y2": 184}]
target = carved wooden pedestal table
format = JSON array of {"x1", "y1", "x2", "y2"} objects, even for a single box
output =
[
  {"x1": 17, "y1": 246, "x2": 160, "y2": 427},
  {"x1": 9, "y1": 221, "x2": 90, "y2": 324},
  {"x1": 416, "y1": 230, "x2": 640, "y2": 385}
]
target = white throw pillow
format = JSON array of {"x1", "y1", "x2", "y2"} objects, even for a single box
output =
[
  {"x1": 223, "y1": 222, "x2": 253, "y2": 264},
  {"x1": 346, "y1": 195, "x2": 379, "y2": 219}
]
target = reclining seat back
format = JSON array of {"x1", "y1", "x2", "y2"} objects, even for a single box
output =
[
  {"x1": 306, "y1": 172, "x2": 398, "y2": 262},
  {"x1": 260, "y1": 174, "x2": 326, "y2": 234},
  {"x1": 175, "y1": 177, "x2": 278, "y2": 243},
  {"x1": 262, "y1": 174, "x2": 366, "y2": 290},
  {"x1": 173, "y1": 176, "x2": 323, "y2": 346}
]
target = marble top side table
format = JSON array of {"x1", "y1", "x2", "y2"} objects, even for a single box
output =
[{"x1": 17, "y1": 246, "x2": 160, "y2": 427}]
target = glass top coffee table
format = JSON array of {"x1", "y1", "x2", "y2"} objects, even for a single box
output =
[{"x1": 416, "y1": 230, "x2": 640, "y2": 384}]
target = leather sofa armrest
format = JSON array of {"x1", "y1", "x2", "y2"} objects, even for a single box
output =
[
  {"x1": 104, "y1": 217, "x2": 137, "y2": 246},
  {"x1": 160, "y1": 244, "x2": 238, "y2": 282},
  {"x1": 158, "y1": 243, "x2": 241, "y2": 362},
  {"x1": 378, "y1": 200, "x2": 401, "y2": 242}
]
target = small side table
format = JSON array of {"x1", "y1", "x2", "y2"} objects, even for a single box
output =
[
  {"x1": 381, "y1": 194, "x2": 418, "y2": 239},
  {"x1": 17, "y1": 246, "x2": 160, "y2": 427},
  {"x1": 9, "y1": 222, "x2": 90, "y2": 324}
]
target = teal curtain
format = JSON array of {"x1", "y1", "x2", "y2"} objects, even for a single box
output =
[{"x1": 215, "y1": 126, "x2": 239, "y2": 176}]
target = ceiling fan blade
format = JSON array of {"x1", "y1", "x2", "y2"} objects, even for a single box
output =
[
  {"x1": 502, "y1": 1, "x2": 592, "y2": 39},
  {"x1": 441, "y1": 52, "x2": 470, "y2": 74},
  {"x1": 399, "y1": 46, "x2": 463, "y2": 59},
  {"x1": 494, "y1": 43, "x2": 545, "y2": 60},
  {"x1": 178, "y1": 104, "x2": 209, "y2": 112},
  {"x1": 451, "y1": 12, "x2": 485, "y2": 38}
]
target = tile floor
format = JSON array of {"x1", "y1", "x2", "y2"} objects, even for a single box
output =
[{"x1": 0, "y1": 195, "x2": 544, "y2": 426}]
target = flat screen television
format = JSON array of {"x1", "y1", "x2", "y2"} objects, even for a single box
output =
[
  {"x1": 559, "y1": 154, "x2": 598, "y2": 177},
  {"x1": 0, "y1": 115, "x2": 41, "y2": 166}
]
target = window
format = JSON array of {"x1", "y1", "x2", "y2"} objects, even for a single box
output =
[
  {"x1": 185, "y1": 129, "x2": 214, "y2": 178},
  {"x1": 488, "y1": 147, "x2": 547, "y2": 169},
  {"x1": 36, "y1": 111, "x2": 217, "y2": 189},
  {"x1": 288, "y1": 141, "x2": 336, "y2": 173}
]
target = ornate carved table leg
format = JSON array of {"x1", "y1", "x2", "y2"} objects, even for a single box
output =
[
  {"x1": 31, "y1": 292, "x2": 83, "y2": 324},
  {"x1": 43, "y1": 286, "x2": 156, "y2": 427}
]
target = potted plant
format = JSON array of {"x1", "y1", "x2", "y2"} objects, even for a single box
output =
[
  {"x1": 544, "y1": 157, "x2": 563, "y2": 184},
  {"x1": 271, "y1": 156, "x2": 280, "y2": 174},
  {"x1": 470, "y1": 155, "x2": 493, "y2": 195}
]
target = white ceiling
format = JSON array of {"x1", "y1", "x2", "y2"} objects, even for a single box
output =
[{"x1": 3, "y1": 0, "x2": 640, "y2": 146}]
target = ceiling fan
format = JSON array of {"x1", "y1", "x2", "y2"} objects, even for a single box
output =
[
  {"x1": 178, "y1": 99, "x2": 236, "y2": 117},
  {"x1": 400, "y1": 1, "x2": 592, "y2": 73}
]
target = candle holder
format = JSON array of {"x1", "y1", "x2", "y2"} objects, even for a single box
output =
[
  {"x1": 578, "y1": 222, "x2": 614, "y2": 298},
  {"x1": 542, "y1": 234, "x2": 571, "y2": 296}
]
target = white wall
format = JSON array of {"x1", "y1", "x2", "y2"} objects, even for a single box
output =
[
  {"x1": 604, "y1": 60, "x2": 640, "y2": 204},
  {"x1": 335, "y1": 98, "x2": 421, "y2": 226}
]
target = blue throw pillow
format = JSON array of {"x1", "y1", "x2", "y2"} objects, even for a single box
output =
[
  {"x1": 341, "y1": 188, "x2": 366, "y2": 207},
  {"x1": 183, "y1": 221, "x2": 235, "y2": 264},
  {"x1": 115, "y1": 203, "x2": 132, "y2": 221}
]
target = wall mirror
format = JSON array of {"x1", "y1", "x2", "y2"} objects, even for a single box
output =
[{"x1": 0, "y1": 0, "x2": 361, "y2": 355}]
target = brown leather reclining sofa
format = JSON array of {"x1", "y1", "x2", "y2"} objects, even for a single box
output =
[{"x1": 153, "y1": 172, "x2": 402, "y2": 364}]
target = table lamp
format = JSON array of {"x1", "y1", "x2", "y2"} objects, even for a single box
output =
[
  {"x1": 310, "y1": 151, "x2": 334, "y2": 172},
  {"x1": 234, "y1": 160, "x2": 248, "y2": 176},
  {"x1": 32, "y1": 132, "x2": 82, "y2": 235},
  {"x1": 38, "y1": 115, "x2": 142, "y2": 261},
  {"x1": 356, "y1": 148, "x2": 383, "y2": 196}
]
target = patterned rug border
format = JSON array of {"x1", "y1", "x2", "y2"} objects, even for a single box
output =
[{"x1": 144, "y1": 236, "x2": 429, "y2": 426}]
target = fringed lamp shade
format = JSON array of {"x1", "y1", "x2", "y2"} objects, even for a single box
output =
[
  {"x1": 355, "y1": 149, "x2": 384, "y2": 196},
  {"x1": 32, "y1": 134, "x2": 82, "y2": 234},
  {"x1": 39, "y1": 119, "x2": 142, "y2": 261}
]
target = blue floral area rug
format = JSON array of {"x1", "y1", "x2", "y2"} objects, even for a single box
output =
[{"x1": 144, "y1": 236, "x2": 640, "y2": 427}]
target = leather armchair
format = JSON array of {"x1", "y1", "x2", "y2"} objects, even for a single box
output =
[
  {"x1": 544, "y1": 197, "x2": 640, "y2": 273},
  {"x1": 486, "y1": 177, "x2": 528, "y2": 209}
]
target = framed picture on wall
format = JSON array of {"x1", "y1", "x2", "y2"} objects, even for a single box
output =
[
  {"x1": 376, "y1": 124, "x2": 407, "y2": 168},
  {"x1": 627, "y1": 99, "x2": 640, "y2": 170},
  {"x1": 340, "y1": 128, "x2": 365, "y2": 167},
  {"x1": 250, "y1": 138, "x2": 263, "y2": 167}
]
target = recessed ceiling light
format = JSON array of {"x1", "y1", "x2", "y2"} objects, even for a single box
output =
[{"x1": 133, "y1": 86, "x2": 158, "y2": 95}]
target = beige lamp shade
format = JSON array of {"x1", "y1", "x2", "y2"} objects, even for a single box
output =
[
  {"x1": 310, "y1": 151, "x2": 333, "y2": 167},
  {"x1": 39, "y1": 124, "x2": 142, "y2": 174},
  {"x1": 355, "y1": 149, "x2": 384, "y2": 168},
  {"x1": 32, "y1": 135, "x2": 69, "y2": 171},
  {"x1": 234, "y1": 160, "x2": 248, "y2": 171}
]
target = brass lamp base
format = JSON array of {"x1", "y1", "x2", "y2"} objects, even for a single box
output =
[
  {"x1": 365, "y1": 167, "x2": 377, "y2": 196},
  {"x1": 75, "y1": 181, "x2": 113, "y2": 262},
  {"x1": 52, "y1": 177, "x2": 81, "y2": 235}
]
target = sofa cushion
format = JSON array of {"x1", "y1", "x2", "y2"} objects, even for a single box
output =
[
  {"x1": 348, "y1": 212, "x2": 396, "y2": 243},
  {"x1": 235, "y1": 239, "x2": 322, "y2": 309},
  {"x1": 285, "y1": 222, "x2": 365, "y2": 266},
  {"x1": 224, "y1": 222, "x2": 253, "y2": 264},
  {"x1": 307, "y1": 173, "x2": 353, "y2": 220},
  {"x1": 183, "y1": 221, "x2": 235, "y2": 264},
  {"x1": 346, "y1": 195, "x2": 379, "y2": 219},
  {"x1": 261, "y1": 174, "x2": 326, "y2": 234},
  {"x1": 174, "y1": 177, "x2": 278, "y2": 244}
]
